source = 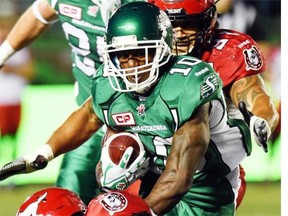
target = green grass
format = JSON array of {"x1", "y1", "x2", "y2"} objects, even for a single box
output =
[
  {"x1": 237, "y1": 182, "x2": 281, "y2": 216},
  {"x1": 0, "y1": 184, "x2": 54, "y2": 216},
  {"x1": 0, "y1": 182, "x2": 280, "y2": 216}
]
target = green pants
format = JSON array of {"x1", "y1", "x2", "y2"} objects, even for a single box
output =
[
  {"x1": 56, "y1": 127, "x2": 105, "y2": 205},
  {"x1": 166, "y1": 201, "x2": 235, "y2": 216}
]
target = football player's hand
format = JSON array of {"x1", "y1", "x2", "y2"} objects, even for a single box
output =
[
  {"x1": 100, "y1": 146, "x2": 150, "y2": 190},
  {"x1": 0, "y1": 144, "x2": 54, "y2": 181},
  {"x1": 238, "y1": 101, "x2": 271, "y2": 153}
]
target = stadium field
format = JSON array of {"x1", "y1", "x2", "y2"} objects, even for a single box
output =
[{"x1": 0, "y1": 182, "x2": 280, "y2": 216}]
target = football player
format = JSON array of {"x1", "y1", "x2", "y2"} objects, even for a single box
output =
[
  {"x1": 0, "y1": 0, "x2": 142, "y2": 205},
  {"x1": 149, "y1": 0, "x2": 279, "y2": 208},
  {"x1": 1, "y1": 2, "x2": 251, "y2": 215}
]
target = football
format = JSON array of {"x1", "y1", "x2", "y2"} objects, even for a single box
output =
[{"x1": 104, "y1": 129, "x2": 141, "y2": 167}]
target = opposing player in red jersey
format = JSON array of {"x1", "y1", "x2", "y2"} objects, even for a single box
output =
[{"x1": 149, "y1": 0, "x2": 279, "y2": 209}]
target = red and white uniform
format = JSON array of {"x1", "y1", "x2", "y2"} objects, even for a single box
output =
[
  {"x1": 202, "y1": 29, "x2": 266, "y2": 88},
  {"x1": 201, "y1": 29, "x2": 266, "y2": 208},
  {"x1": 202, "y1": 29, "x2": 266, "y2": 119}
]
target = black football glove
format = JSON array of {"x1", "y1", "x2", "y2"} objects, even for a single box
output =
[{"x1": 0, "y1": 144, "x2": 53, "y2": 181}]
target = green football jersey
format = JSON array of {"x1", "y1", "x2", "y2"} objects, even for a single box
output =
[
  {"x1": 46, "y1": 0, "x2": 143, "y2": 205},
  {"x1": 48, "y1": 0, "x2": 139, "y2": 105},
  {"x1": 92, "y1": 56, "x2": 223, "y2": 140},
  {"x1": 91, "y1": 55, "x2": 251, "y2": 213}
]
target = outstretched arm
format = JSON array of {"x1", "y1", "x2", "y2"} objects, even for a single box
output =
[
  {"x1": 0, "y1": 97, "x2": 103, "y2": 180},
  {"x1": 230, "y1": 74, "x2": 279, "y2": 152},
  {"x1": 7, "y1": 0, "x2": 57, "y2": 50},
  {"x1": 0, "y1": 0, "x2": 57, "y2": 67},
  {"x1": 230, "y1": 74, "x2": 279, "y2": 132},
  {"x1": 48, "y1": 97, "x2": 103, "y2": 157},
  {"x1": 145, "y1": 103, "x2": 210, "y2": 215}
]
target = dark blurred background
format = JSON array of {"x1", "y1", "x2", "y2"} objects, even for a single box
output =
[{"x1": 0, "y1": 0, "x2": 281, "y2": 85}]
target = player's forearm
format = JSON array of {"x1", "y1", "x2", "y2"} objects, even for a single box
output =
[
  {"x1": 250, "y1": 95, "x2": 279, "y2": 132},
  {"x1": 145, "y1": 107, "x2": 209, "y2": 214},
  {"x1": 47, "y1": 99, "x2": 103, "y2": 157},
  {"x1": 145, "y1": 138, "x2": 208, "y2": 214},
  {"x1": 7, "y1": 7, "x2": 49, "y2": 50},
  {"x1": 144, "y1": 165, "x2": 190, "y2": 215},
  {"x1": 216, "y1": 0, "x2": 232, "y2": 13},
  {"x1": 231, "y1": 74, "x2": 279, "y2": 132},
  {"x1": 0, "y1": 100, "x2": 101, "y2": 181}
]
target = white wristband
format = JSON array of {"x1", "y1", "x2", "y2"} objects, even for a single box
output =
[
  {"x1": 24, "y1": 144, "x2": 54, "y2": 163},
  {"x1": 32, "y1": 0, "x2": 58, "y2": 25},
  {"x1": 0, "y1": 40, "x2": 15, "y2": 66},
  {"x1": 23, "y1": 144, "x2": 54, "y2": 173},
  {"x1": 38, "y1": 144, "x2": 54, "y2": 161}
]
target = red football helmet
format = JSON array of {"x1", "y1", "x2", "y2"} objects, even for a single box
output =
[
  {"x1": 85, "y1": 190, "x2": 152, "y2": 216},
  {"x1": 148, "y1": 0, "x2": 218, "y2": 56},
  {"x1": 16, "y1": 187, "x2": 87, "y2": 216}
]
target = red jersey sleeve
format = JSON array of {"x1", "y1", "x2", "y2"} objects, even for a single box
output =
[{"x1": 202, "y1": 29, "x2": 266, "y2": 90}]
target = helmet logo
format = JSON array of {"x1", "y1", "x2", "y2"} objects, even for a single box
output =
[
  {"x1": 115, "y1": 182, "x2": 127, "y2": 190},
  {"x1": 243, "y1": 45, "x2": 263, "y2": 70},
  {"x1": 166, "y1": 8, "x2": 182, "y2": 14},
  {"x1": 18, "y1": 192, "x2": 47, "y2": 216},
  {"x1": 100, "y1": 192, "x2": 128, "y2": 213},
  {"x1": 158, "y1": 10, "x2": 172, "y2": 39}
]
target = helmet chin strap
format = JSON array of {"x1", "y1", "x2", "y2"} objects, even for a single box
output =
[
  {"x1": 131, "y1": 76, "x2": 155, "y2": 95},
  {"x1": 135, "y1": 87, "x2": 150, "y2": 94},
  {"x1": 134, "y1": 74, "x2": 162, "y2": 96}
]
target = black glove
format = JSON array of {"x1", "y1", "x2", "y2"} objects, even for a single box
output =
[
  {"x1": 0, "y1": 155, "x2": 48, "y2": 181},
  {"x1": 0, "y1": 144, "x2": 53, "y2": 181},
  {"x1": 238, "y1": 101, "x2": 271, "y2": 153}
]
